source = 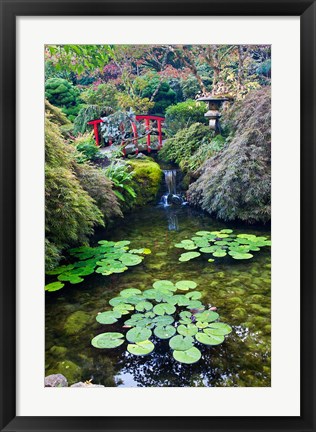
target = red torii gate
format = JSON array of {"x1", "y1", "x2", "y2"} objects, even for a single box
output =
[{"x1": 87, "y1": 115, "x2": 165, "y2": 155}]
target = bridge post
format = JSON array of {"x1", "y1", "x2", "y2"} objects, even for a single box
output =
[
  {"x1": 145, "y1": 118, "x2": 151, "y2": 152},
  {"x1": 157, "y1": 119, "x2": 163, "y2": 149},
  {"x1": 131, "y1": 122, "x2": 139, "y2": 154}
]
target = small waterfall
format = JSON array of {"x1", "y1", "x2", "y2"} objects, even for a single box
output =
[
  {"x1": 159, "y1": 169, "x2": 187, "y2": 231},
  {"x1": 159, "y1": 170, "x2": 186, "y2": 208},
  {"x1": 165, "y1": 170, "x2": 177, "y2": 195}
]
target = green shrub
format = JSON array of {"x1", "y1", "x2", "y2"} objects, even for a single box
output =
[
  {"x1": 61, "y1": 104, "x2": 84, "y2": 122},
  {"x1": 81, "y1": 83, "x2": 118, "y2": 109},
  {"x1": 136, "y1": 73, "x2": 177, "y2": 115},
  {"x1": 73, "y1": 134, "x2": 101, "y2": 163},
  {"x1": 45, "y1": 100, "x2": 71, "y2": 126},
  {"x1": 104, "y1": 161, "x2": 137, "y2": 205},
  {"x1": 159, "y1": 123, "x2": 213, "y2": 171},
  {"x1": 164, "y1": 100, "x2": 207, "y2": 136},
  {"x1": 116, "y1": 93, "x2": 154, "y2": 114},
  {"x1": 187, "y1": 88, "x2": 271, "y2": 223},
  {"x1": 180, "y1": 75, "x2": 202, "y2": 100},
  {"x1": 45, "y1": 77, "x2": 80, "y2": 108},
  {"x1": 74, "y1": 163, "x2": 122, "y2": 223},
  {"x1": 45, "y1": 78, "x2": 82, "y2": 121},
  {"x1": 185, "y1": 135, "x2": 226, "y2": 172}
]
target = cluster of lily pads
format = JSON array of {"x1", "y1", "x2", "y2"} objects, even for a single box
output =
[
  {"x1": 45, "y1": 240, "x2": 151, "y2": 292},
  {"x1": 91, "y1": 279, "x2": 232, "y2": 364},
  {"x1": 175, "y1": 229, "x2": 271, "y2": 262}
]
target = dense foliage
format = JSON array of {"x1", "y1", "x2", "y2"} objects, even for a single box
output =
[
  {"x1": 187, "y1": 88, "x2": 271, "y2": 223},
  {"x1": 159, "y1": 123, "x2": 214, "y2": 171},
  {"x1": 45, "y1": 78, "x2": 82, "y2": 121},
  {"x1": 44, "y1": 44, "x2": 271, "y2": 268},
  {"x1": 164, "y1": 100, "x2": 207, "y2": 136},
  {"x1": 45, "y1": 112, "x2": 121, "y2": 270}
]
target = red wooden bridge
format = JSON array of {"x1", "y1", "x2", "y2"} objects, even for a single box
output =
[{"x1": 88, "y1": 115, "x2": 165, "y2": 156}]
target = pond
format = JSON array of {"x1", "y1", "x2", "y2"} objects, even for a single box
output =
[{"x1": 45, "y1": 200, "x2": 271, "y2": 387}]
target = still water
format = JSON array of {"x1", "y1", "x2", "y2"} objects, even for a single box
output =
[{"x1": 45, "y1": 204, "x2": 271, "y2": 387}]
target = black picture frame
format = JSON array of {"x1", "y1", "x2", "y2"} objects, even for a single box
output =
[{"x1": 0, "y1": 1, "x2": 315, "y2": 431}]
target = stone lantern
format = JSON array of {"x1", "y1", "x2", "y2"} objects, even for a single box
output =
[{"x1": 196, "y1": 96, "x2": 229, "y2": 134}]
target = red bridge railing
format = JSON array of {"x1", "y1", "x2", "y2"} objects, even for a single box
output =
[{"x1": 87, "y1": 115, "x2": 165, "y2": 155}]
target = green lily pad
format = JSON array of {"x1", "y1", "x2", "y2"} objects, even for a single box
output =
[
  {"x1": 153, "y1": 315, "x2": 174, "y2": 327},
  {"x1": 175, "y1": 280, "x2": 197, "y2": 291},
  {"x1": 174, "y1": 243, "x2": 186, "y2": 248},
  {"x1": 143, "y1": 289, "x2": 171, "y2": 303},
  {"x1": 220, "y1": 229, "x2": 233, "y2": 234},
  {"x1": 186, "y1": 300, "x2": 204, "y2": 310},
  {"x1": 120, "y1": 288, "x2": 142, "y2": 297},
  {"x1": 200, "y1": 247, "x2": 217, "y2": 253},
  {"x1": 154, "y1": 325, "x2": 176, "y2": 339},
  {"x1": 195, "y1": 332, "x2": 225, "y2": 346},
  {"x1": 133, "y1": 316, "x2": 155, "y2": 328},
  {"x1": 113, "y1": 240, "x2": 131, "y2": 247},
  {"x1": 179, "y1": 252, "x2": 201, "y2": 262},
  {"x1": 57, "y1": 273, "x2": 84, "y2": 284},
  {"x1": 153, "y1": 303, "x2": 176, "y2": 316},
  {"x1": 205, "y1": 322, "x2": 232, "y2": 336},
  {"x1": 167, "y1": 295, "x2": 190, "y2": 307},
  {"x1": 196, "y1": 321, "x2": 210, "y2": 329},
  {"x1": 96, "y1": 310, "x2": 122, "y2": 324},
  {"x1": 46, "y1": 264, "x2": 75, "y2": 276},
  {"x1": 135, "y1": 301, "x2": 153, "y2": 312},
  {"x1": 153, "y1": 280, "x2": 176, "y2": 291},
  {"x1": 129, "y1": 248, "x2": 151, "y2": 254},
  {"x1": 113, "y1": 303, "x2": 134, "y2": 315},
  {"x1": 179, "y1": 311, "x2": 192, "y2": 324},
  {"x1": 229, "y1": 251, "x2": 253, "y2": 260},
  {"x1": 169, "y1": 335, "x2": 194, "y2": 351},
  {"x1": 124, "y1": 295, "x2": 145, "y2": 305},
  {"x1": 177, "y1": 324, "x2": 198, "y2": 337},
  {"x1": 126, "y1": 327, "x2": 152, "y2": 343},
  {"x1": 127, "y1": 340, "x2": 154, "y2": 356},
  {"x1": 45, "y1": 281, "x2": 65, "y2": 292},
  {"x1": 91, "y1": 332, "x2": 124, "y2": 349},
  {"x1": 212, "y1": 250, "x2": 227, "y2": 258},
  {"x1": 109, "y1": 296, "x2": 127, "y2": 307},
  {"x1": 119, "y1": 254, "x2": 143, "y2": 266},
  {"x1": 195, "y1": 310, "x2": 219, "y2": 322},
  {"x1": 195, "y1": 231, "x2": 212, "y2": 236},
  {"x1": 144, "y1": 311, "x2": 156, "y2": 319},
  {"x1": 185, "y1": 291, "x2": 202, "y2": 300},
  {"x1": 173, "y1": 347, "x2": 201, "y2": 364}
]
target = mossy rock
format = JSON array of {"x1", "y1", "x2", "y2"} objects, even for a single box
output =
[
  {"x1": 49, "y1": 345, "x2": 68, "y2": 358},
  {"x1": 64, "y1": 311, "x2": 91, "y2": 336},
  {"x1": 228, "y1": 296, "x2": 243, "y2": 305},
  {"x1": 51, "y1": 360, "x2": 82, "y2": 385},
  {"x1": 232, "y1": 307, "x2": 247, "y2": 321},
  {"x1": 127, "y1": 159, "x2": 163, "y2": 206}
]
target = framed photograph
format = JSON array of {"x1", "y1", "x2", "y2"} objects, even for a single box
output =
[{"x1": 0, "y1": 1, "x2": 315, "y2": 431}]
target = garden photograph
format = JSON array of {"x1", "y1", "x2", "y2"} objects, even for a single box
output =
[{"x1": 44, "y1": 44, "x2": 271, "y2": 388}]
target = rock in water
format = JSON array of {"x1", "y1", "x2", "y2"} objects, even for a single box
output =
[{"x1": 45, "y1": 374, "x2": 68, "y2": 387}]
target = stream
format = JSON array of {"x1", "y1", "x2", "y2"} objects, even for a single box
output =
[{"x1": 45, "y1": 170, "x2": 271, "y2": 387}]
